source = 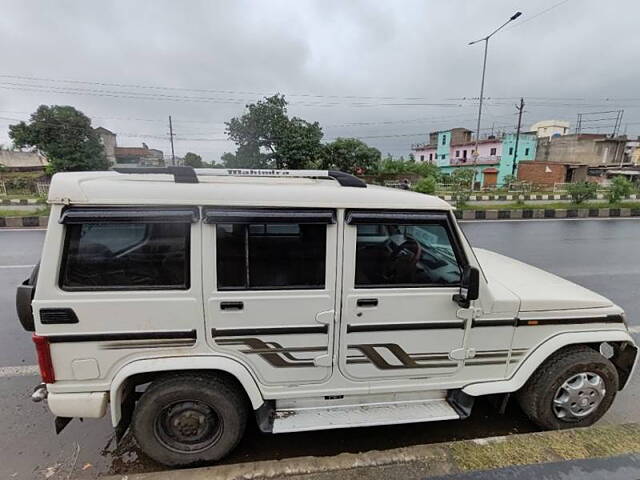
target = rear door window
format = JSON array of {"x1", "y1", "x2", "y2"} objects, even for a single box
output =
[
  {"x1": 60, "y1": 222, "x2": 190, "y2": 290},
  {"x1": 216, "y1": 223, "x2": 326, "y2": 290}
]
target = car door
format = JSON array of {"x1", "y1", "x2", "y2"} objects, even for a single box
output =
[
  {"x1": 339, "y1": 210, "x2": 469, "y2": 382},
  {"x1": 203, "y1": 208, "x2": 338, "y2": 386}
]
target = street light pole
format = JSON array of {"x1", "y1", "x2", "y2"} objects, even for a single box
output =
[{"x1": 469, "y1": 11, "x2": 522, "y2": 189}]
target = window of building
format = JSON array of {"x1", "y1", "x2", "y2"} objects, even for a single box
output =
[
  {"x1": 60, "y1": 223, "x2": 190, "y2": 290},
  {"x1": 429, "y1": 153, "x2": 433, "y2": 161},
  {"x1": 355, "y1": 223, "x2": 461, "y2": 288},
  {"x1": 490, "y1": 148, "x2": 497, "y2": 156},
  {"x1": 525, "y1": 148, "x2": 530, "y2": 156},
  {"x1": 442, "y1": 135, "x2": 447, "y2": 145},
  {"x1": 420, "y1": 155, "x2": 424, "y2": 162},
  {"x1": 216, "y1": 223, "x2": 326, "y2": 290},
  {"x1": 441, "y1": 154, "x2": 446, "y2": 160},
  {"x1": 509, "y1": 147, "x2": 514, "y2": 155},
  {"x1": 455, "y1": 150, "x2": 460, "y2": 157},
  {"x1": 463, "y1": 150, "x2": 467, "y2": 159}
]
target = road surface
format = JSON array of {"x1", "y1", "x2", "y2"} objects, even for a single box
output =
[{"x1": 0, "y1": 219, "x2": 638, "y2": 479}]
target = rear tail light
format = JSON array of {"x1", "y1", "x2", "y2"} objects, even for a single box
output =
[{"x1": 32, "y1": 334, "x2": 55, "y2": 384}]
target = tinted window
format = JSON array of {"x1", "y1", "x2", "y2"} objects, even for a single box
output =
[
  {"x1": 61, "y1": 223, "x2": 190, "y2": 290},
  {"x1": 216, "y1": 223, "x2": 326, "y2": 290},
  {"x1": 355, "y1": 224, "x2": 461, "y2": 287}
]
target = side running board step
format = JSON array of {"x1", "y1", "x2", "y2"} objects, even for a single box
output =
[{"x1": 271, "y1": 399, "x2": 460, "y2": 434}]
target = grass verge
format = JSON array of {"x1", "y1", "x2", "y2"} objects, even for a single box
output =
[{"x1": 0, "y1": 207, "x2": 50, "y2": 217}]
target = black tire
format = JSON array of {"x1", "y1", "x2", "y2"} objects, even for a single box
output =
[
  {"x1": 517, "y1": 345, "x2": 618, "y2": 430},
  {"x1": 132, "y1": 373, "x2": 248, "y2": 467}
]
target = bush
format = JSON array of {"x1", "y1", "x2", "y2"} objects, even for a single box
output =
[
  {"x1": 566, "y1": 182, "x2": 597, "y2": 204},
  {"x1": 451, "y1": 168, "x2": 475, "y2": 207},
  {"x1": 413, "y1": 176, "x2": 437, "y2": 195},
  {"x1": 607, "y1": 176, "x2": 633, "y2": 204}
]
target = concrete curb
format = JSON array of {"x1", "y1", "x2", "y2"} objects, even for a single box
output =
[
  {"x1": 103, "y1": 423, "x2": 640, "y2": 480},
  {"x1": 0, "y1": 198, "x2": 41, "y2": 205},
  {"x1": 439, "y1": 193, "x2": 637, "y2": 202},
  {"x1": 454, "y1": 207, "x2": 640, "y2": 220},
  {"x1": 0, "y1": 216, "x2": 49, "y2": 228}
]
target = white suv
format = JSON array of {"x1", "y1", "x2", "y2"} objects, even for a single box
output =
[{"x1": 16, "y1": 167, "x2": 637, "y2": 467}]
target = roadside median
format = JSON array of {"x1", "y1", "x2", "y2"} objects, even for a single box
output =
[{"x1": 105, "y1": 423, "x2": 640, "y2": 480}]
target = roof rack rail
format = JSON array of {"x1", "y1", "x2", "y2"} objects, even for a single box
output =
[{"x1": 113, "y1": 167, "x2": 367, "y2": 188}]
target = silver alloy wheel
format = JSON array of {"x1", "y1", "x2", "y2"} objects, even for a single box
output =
[{"x1": 553, "y1": 372, "x2": 606, "y2": 420}]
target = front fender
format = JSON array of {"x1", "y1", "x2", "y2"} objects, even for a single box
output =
[
  {"x1": 109, "y1": 355, "x2": 264, "y2": 426},
  {"x1": 463, "y1": 329, "x2": 637, "y2": 397}
]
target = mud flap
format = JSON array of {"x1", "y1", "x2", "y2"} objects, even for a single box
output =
[
  {"x1": 54, "y1": 416, "x2": 72, "y2": 434},
  {"x1": 115, "y1": 382, "x2": 135, "y2": 443}
]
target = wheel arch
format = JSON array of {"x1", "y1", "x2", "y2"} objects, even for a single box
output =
[
  {"x1": 462, "y1": 329, "x2": 637, "y2": 397},
  {"x1": 109, "y1": 356, "x2": 264, "y2": 427}
]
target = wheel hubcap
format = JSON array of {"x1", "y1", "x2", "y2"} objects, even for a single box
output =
[
  {"x1": 553, "y1": 372, "x2": 606, "y2": 420},
  {"x1": 154, "y1": 400, "x2": 223, "y2": 453}
]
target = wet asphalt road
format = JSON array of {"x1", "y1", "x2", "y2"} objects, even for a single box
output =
[{"x1": 0, "y1": 219, "x2": 639, "y2": 479}]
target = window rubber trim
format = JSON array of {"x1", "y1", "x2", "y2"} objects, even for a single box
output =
[
  {"x1": 345, "y1": 209, "x2": 449, "y2": 225},
  {"x1": 204, "y1": 208, "x2": 336, "y2": 224},
  {"x1": 59, "y1": 206, "x2": 200, "y2": 224}
]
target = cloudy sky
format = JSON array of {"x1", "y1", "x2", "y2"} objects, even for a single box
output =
[{"x1": 1, "y1": 0, "x2": 638, "y2": 162}]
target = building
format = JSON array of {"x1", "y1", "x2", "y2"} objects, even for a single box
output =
[
  {"x1": 94, "y1": 127, "x2": 165, "y2": 167},
  {"x1": 94, "y1": 127, "x2": 117, "y2": 165},
  {"x1": 114, "y1": 144, "x2": 164, "y2": 167},
  {"x1": 535, "y1": 134, "x2": 628, "y2": 167},
  {"x1": 413, "y1": 127, "x2": 537, "y2": 188},
  {"x1": 516, "y1": 161, "x2": 588, "y2": 188},
  {"x1": 0, "y1": 150, "x2": 49, "y2": 172},
  {"x1": 529, "y1": 120, "x2": 571, "y2": 138},
  {"x1": 624, "y1": 137, "x2": 640, "y2": 165}
]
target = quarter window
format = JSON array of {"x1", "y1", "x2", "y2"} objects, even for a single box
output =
[
  {"x1": 60, "y1": 223, "x2": 190, "y2": 290},
  {"x1": 355, "y1": 223, "x2": 461, "y2": 287},
  {"x1": 216, "y1": 223, "x2": 326, "y2": 290}
]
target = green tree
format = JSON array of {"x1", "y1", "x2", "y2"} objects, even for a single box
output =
[
  {"x1": 566, "y1": 182, "x2": 597, "y2": 205},
  {"x1": 607, "y1": 176, "x2": 633, "y2": 204},
  {"x1": 412, "y1": 176, "x2": 437, "y2": 195},
  {"x1": 9, "y1": 105, "x2": 108, "y2": 173},
  {"x1": 183, "y1": 152, "x2": 203, "y2": 168},
  {"x1": 320, "y1": 137, "x2": 380, "y2": 174},
  {"x1": 225, "y1": 94, "x2": 323, "y2": 169}
]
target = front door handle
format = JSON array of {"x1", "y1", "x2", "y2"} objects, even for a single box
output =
[
  {"x1": 220, "y1": 301, "x2": 244, "y2": 311},
  {"x1": 357, "y1": 298, "x2": 378, "y2": 308}
]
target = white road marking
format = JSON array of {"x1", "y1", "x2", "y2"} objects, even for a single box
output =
[
  {"x1": 0, "y1": 264, "x2": 35, "y2": 269},
  {"x1": 0, "y1": 365, "x2": 40, "y2": 378}
]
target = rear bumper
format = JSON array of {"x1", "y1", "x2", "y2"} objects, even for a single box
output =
[{"x1": 47, "y1": 391, "x2": 108, "y2": 418}]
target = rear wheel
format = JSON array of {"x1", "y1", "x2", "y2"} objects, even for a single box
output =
[
  {"x1": 132, "y1": 373, "x2": 248, "y2": 467},
  {"x1": 517, "y1": 346, "x2": 618, "y2": 430}
]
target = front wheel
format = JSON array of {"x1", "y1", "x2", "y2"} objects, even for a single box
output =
[
  {"x1": 517, "y1": 345, "x2": 618, "y2": 430},
  {"x1": 132, "y1": 373, "x2": 248, "y2": 467}
]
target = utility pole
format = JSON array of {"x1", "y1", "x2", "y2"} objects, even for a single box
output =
[
  {"x1": 511, "y1": 97, "x2": 525, "y2": 176},
  {"x1": 168, "y1": 115, "x2": 176, "y2": 166}
]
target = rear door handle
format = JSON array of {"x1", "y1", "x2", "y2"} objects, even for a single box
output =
[
  {"x1": 357, "y1": 298, "x2": 378, "y2": 308},
  {"x1": 220, "y1": 301, "x2": 244, "y2": 311}
]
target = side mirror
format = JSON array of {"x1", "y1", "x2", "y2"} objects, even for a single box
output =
[{"x1": 453, "y1": 266, "x2": 480, "y2": 308}]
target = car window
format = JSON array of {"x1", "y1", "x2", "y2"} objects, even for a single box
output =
[
  {"x1": 355, "y1": 223, "x2": 461, "y2": 288},
  {"x1": 216, "y1": 223, "x2": 326, "y2": 290},
  {"x1": 60, "y1": 222, "x2": 190, "y2": 290}
]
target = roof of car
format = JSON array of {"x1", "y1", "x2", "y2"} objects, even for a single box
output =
[{"x1": 47, "y1": 170, "x2": 453, "y2": 211}]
